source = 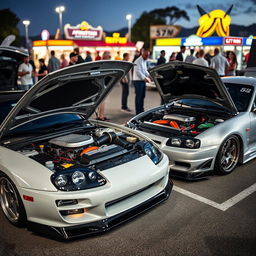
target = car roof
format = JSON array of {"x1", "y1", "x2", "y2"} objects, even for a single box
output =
[{"x1": 222, "y1": 76, "x2": 256, "y2": 87}]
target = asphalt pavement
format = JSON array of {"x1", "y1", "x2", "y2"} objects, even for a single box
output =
[{"x1": 1, "y1": 84, "x2": 256, "y2": 256}]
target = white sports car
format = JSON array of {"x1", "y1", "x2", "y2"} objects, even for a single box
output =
[{"x1": 0, "y1": 60, "x2": 171, "y2": 239}]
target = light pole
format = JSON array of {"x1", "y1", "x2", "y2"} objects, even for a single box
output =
[
  {"x1": 55, "y1": 6, "x2": 65, "y2": 39},
  {"x1": 22, "y1": 20, "x2": 30, "y2": 48},
  {"x1": 126, "y1": 14, "x2": 132, "y2": 42}
]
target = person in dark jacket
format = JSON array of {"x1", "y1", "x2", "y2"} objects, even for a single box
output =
[
  {"x1": 176, "y1": 46, "x2": 186, "y2": 61},
  {"x1": 36, "y1": 58, "x2": 48, "y2": 81},
  {"x1": 69, "y1": 52, "x2": 78, "y2": 66},
  {"x1": 74, "y1": 47, "x2": 84, "y2": 64},
  {"x1": 157, "y1": 50, "x2": 166, "y2": 65}
]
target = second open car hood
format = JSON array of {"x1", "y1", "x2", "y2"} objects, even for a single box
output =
[
  {"x1": 0, "y1": 46, "x2": 29, "y2": 60},
  {"x1": 0, "y1": 61, "x2": 132, "y2": 139},
  {"x1": 149, "y1": 62, "x2": 237, "y2": 113}
]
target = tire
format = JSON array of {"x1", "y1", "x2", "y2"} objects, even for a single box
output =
[
  {"x1": 214, "y1": 135, "x2": 240, "y2": 175},
  {"x1": 0, "y1": 173, "x2": 27, "y2": 227}
]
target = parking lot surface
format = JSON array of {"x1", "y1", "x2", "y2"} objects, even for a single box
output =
[{"x1": 1, "y1": 84, "x2": 256, "y2": 256}]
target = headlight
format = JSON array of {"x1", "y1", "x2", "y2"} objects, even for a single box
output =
[
  {"x1": 167, "y1": 137, "x2": 200, "y2": 149},
  {"x1": 171, "y1": 138, "x2": 182, "y2": 146},
  {"x1": 143, "y1": 142, "x2": 162, "y2": 165},
  {"x1": 51, "y1": 168, "x2": 106, "y2": 191},
  {"x1": 72, "y1": 171, "x2": 85, "y2": 185},
  {"x1": 55, "y1": 175, "x2": 68, "y2": 187}
]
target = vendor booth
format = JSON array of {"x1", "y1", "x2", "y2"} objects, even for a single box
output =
[
  {"x1": 154, "y1": 36, "x2": 255, "y2": 70},
  {"x1": 32, "y1": 21, "x2": 136, "y2": 66},
  {"x1": 152, "y1": 6, "x2": 255, "y2": 70}
]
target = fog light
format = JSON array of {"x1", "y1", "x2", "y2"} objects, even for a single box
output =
[
  {"x1": 60, "y1": 208, "x2": 84, "y2": 216},
  {"x1": 56, "y1": 199, "x2": 78, "y2": 207}
]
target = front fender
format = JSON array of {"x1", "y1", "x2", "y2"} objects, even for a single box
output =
[
  {"x1": 0, "y1": 146, "x2": 57, "y2": 191},
  {"x1": 197, "y1": 113, "x2": 249, "y2": 150}
]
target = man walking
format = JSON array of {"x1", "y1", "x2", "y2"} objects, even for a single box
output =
[
  {"x1": 18, "y1": 56, "x2": 33, "y2": 90},
  {"x1": 48, "y1": 50, "x2": 60, "y2": 73},
  {"x1": 133, "y1": 49, "x2": 151, "y2": 115},
  {"x1": 210, "y1": 48, "x2": 229, "y2": 76}
]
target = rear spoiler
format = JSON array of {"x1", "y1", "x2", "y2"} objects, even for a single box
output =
[{"x1": 244, "y1": 38, "x2": 256, "y2": 77}]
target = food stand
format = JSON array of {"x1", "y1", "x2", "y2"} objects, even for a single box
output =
[{"x1": 32, "y1": 21, "x2": 136, "y2": 65}]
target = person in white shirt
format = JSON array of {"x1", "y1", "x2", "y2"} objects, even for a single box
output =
[
  {"x1": 18, "y1": 56, "x2": 33, "y2": 90},
  {"x1": 192, "y1": 49, "x2": 209, "y2": 67},
  {"x1": 133, "y1": 49, "x2": 151, "y2": 115},
  {"x1": 210, "y1": 48, "x2": 229, "y2": 76}
]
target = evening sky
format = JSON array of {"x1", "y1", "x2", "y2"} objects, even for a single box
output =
[{"x1": 0, "y1": 0, "x2": 255, "y2": 36}]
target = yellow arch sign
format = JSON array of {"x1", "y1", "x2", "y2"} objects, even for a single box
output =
[{"x1": 196, "y1": 5, "x2": 233, "y2": 37}]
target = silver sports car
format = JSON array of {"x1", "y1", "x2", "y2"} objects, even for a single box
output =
[
  {"x1": 128, "y1": 62, "x2": 256, "y2": 180},
  {"x1": 0, "y1": 60, "x2": 171, "y2": 239}
]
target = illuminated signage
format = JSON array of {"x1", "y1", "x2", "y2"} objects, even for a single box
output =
[
  {"x1": 41, "y1": 30, "x2": 50, "y2": 40},
  {"x1": 64, "y1": 21, "x2": 103, "y2": 40},
  {"x1": 182, "y1": 36, "x2": 202, "y2": 46},
  {"x1": 196, "y1": 5, "x2": 233, "y2": 37},
  {"x1": 150, "y1": 25, "x2": 181, "y2": 39},
  {"x1": 181, "y1": 36, "x2": 223, "y2": 46},
  {"x1": 105, "y1": 33, "x2": 127, "y2": 44},
  {"x1": 243, "y1": 36, "x2": 256, "y2": 46},
  {"x1": 202, "y1": 37, "x2": 223, "y2": 45},
  {"x1": 156, "y1": 38, "x2": 181, "y2": 46},
  {"x1": 33, "y1": 40, "x2": 73, "y2": 47},
  {"x1": 224, "y1": 37, "x2": 242, "y2": 45}
]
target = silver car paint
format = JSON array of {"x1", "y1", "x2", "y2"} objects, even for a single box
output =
[{"x1": 128, "y1": 77, "x2": 256, "y2": 174}]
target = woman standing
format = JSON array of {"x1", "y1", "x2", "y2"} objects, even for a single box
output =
[{"x1": 226, "y1": 51, "x2": 237, "y2": 76}]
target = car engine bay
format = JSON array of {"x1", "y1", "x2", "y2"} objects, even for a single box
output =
[
  {"x1": 131, "y1": 106, "x2": 231, "y2": 137},
  {"x1": 17, "y1": 128, "x2": 158, "y2": 173}
]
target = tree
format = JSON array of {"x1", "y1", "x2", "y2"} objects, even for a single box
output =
[
  {"x1": 132, "y1": 6, "x2": 190, "y2": 48},
  {"x1": 0, "y1": 9, "x2": 20, "y2": 46}
]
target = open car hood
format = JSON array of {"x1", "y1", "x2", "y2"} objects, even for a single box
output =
[
  {"x1": 0, "y1": 47, "x2": 29, "y2": 91},
  {"x1": 149, "y1": 62, "x2": 237, "y2": 113},
  {"x1": 0, "y1": 46, "x2": 29, "y2": 61},
  {"x1": 0, "y1": 61, "x2": 132, "y2": 139}
]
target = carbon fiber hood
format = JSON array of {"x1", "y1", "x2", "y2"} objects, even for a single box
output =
[
  {"x1": 0, "y1": 61, "x2": 132, "y2": 139},
  {"x1": 149, "y1": 61, "x2": 237, "y2": 114}
]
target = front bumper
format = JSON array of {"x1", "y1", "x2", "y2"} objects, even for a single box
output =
[
  {"x1": 27, "y1": 179, "x2": 172, "y2": 239},
  {"x1": 136, "y1": 131, "x2": 218, "y2": 180}
]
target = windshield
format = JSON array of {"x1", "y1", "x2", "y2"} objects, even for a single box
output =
[
  {"x1": 224, "y1": 83, "x2": 254, "y2": 112},
  {"x1": 9, "y1": 114, "x2": 83, "y2": 135}
]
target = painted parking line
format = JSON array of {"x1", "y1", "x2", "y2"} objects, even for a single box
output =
[{"x1": 173, "y1": 183, "x2": 256, "y2": 211}]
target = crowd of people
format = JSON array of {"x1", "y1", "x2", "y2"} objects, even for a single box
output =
[
  {"x1": 17, "y1": 45, "x2": 242, "y2": 120},
  {"x1": 17, "y1": 48, "x2": 136, "y2": 121},
  {"x1": 157, "y1": 46, "x2": 239, "y2": 77}
]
